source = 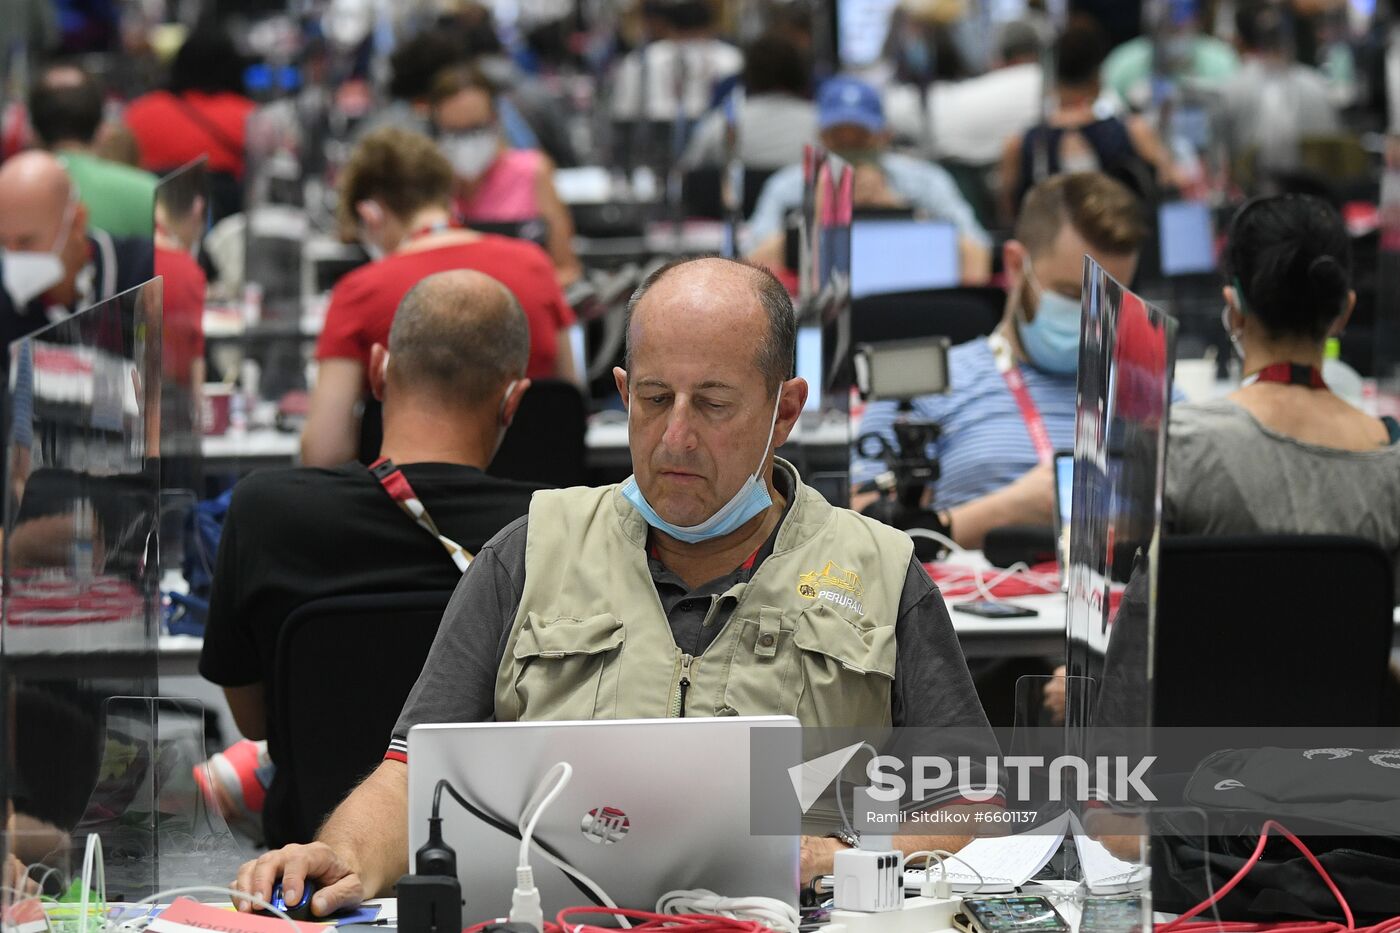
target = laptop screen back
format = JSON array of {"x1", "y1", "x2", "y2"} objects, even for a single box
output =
[
  {"x1": 1158, "y1": 200, "x2": 1215, "y2": 277},
  {"x1": 850, "y1": 219, "x2": 960, "y2": 298},
  {"x1": 1053, "y1": 451, "x2": 1074, "y2": 574}
]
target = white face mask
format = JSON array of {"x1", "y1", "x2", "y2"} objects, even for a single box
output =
[
  {"x1": 4, "y1": 199, "x2": 76, "y2": 308},
  {"x1": 620, "y1": 389, "x2": 783, "y2": 544},
  {"x1": 440, "y1": 130, "x2": 499, "y2": 181}
]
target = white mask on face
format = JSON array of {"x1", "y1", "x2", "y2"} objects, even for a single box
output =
[
  {"x1": 4, "y1": 199, "x2": 76, "y2": 308},
  {"x1": 440, "y1": 130, "x2": 499, "y2": 181},
  {"x1": 620, "y1": 389, "x2": 784, "y2": 544}
]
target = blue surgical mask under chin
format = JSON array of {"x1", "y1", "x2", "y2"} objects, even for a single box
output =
[
  {"x1": 620, "y1": 392, "x2": 783, "y2": 545},
  {"x1": 1016, "y1": 269, "x2": 1083, "y2": 375}
]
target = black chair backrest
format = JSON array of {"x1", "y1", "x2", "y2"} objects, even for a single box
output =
[
  {"x1": 1154, "y1": 535, "x2": 1396, "y2": 728},
  {"x1": 850, "y1": 286, "x2": 1006, "y2": 348},
  {"x1": 488, "y1": 378, "x2": 587, "y2": 487},
  {"x1": 680, "y1": 166, "x2": 777, "y2": 220},
  {"x1": 271, "y1": 590, "x2": 453, "y2": 844}
]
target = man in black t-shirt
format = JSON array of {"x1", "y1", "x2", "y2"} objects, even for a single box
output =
[{"x1": 199, "y1": 270, "x2": 541, "y2": 844}]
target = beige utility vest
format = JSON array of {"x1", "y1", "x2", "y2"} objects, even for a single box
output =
[{"x1": 494, "y1": 459, "x2": 915, "y2": 728}]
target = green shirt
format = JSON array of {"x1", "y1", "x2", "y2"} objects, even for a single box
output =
[
  {"x1": 1101, "y1": 36, "x2": 1240, "y2": 106},
  {"x1": 59, "y1": 150, "x2": 158, "y2": 239}
]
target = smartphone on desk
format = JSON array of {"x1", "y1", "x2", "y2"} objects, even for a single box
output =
[
  {"x1": 956, "y1": 896, "x2": 1069, "y2": 933},
  {"x1": 1079, "y1": 896, "x2": 1144, "y2": 933},
  {"x1": 954, "y1": 599, "x2": 1039, "y2": 619}
]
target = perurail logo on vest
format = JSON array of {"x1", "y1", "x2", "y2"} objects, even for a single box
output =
[{"x1": 797, "y1": 560, "x2": 865, "y2": 614}]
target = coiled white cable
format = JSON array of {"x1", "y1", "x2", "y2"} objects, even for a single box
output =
[
  {"x1": 904, "y1": 528, "x2": 1059, "y2": 603},
  {"x1": 655, "y1": 889, "x2": 800, "y2": 932}
]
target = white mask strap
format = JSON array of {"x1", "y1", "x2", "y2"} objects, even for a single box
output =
[{"x1": 500, "y1": 379, "x2": 519, "y2": 423}]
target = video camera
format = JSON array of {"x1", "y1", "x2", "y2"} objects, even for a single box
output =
[{"x1": 852, "y1": 339, "x2": 954, "y2": 561}]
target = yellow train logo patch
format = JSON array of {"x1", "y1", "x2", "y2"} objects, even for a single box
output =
[{"x1": 797, "y1": 561, "x2": 865, "y2": 613}]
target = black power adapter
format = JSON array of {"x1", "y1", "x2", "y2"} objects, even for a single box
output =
[
  {"x1": 396, "y1": 874, "x2": 463, "y2": 933},
  {"x1": 397, "y1": 812, "x2": 463, "y2": 933}
]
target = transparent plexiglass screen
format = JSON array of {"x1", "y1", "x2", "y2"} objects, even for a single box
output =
[
  {"x1": 791, "y1": 146, "x2": 854, "y2": 508},
  {"x1": 154, "y1": 159, "x2": 210, "y2": 497},
  {"x1": 1377, "y1": 146, "x2": 1400, "y2": 424},
  {"x1": 1064, "y1": 258, "x2": 1178, "y2": 906},
  {"x1": 1, "y1": 281, "x2": 163, "y2": 898}
]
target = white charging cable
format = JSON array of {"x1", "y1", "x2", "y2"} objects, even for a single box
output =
[
  {"x1": 655, "y1": 889, "x2": 800, "y2": 932},
  {"x1": 78, "y1": 834, "x2": 104, "y2": 933},
  {"x1": 903, "y1": 849, "x2": 987, "y2": 899},
  {"x1": 510, "y1": 762, "x2": 574, "y2": 932},
  {"x1": 905, "y1": 528, "x2": 1059, "y2": 603},
  {"x1": 103, "y1": 885, "x2": 300, "y2": 933}
]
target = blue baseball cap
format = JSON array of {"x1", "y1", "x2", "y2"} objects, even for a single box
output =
[{"x1": 817, "y1": 76, "x2": 886, "y2": 133}]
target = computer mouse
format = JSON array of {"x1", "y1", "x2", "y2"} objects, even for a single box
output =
[{"x1": 269, "y1": 881, "x2": 317, "y2": 921}]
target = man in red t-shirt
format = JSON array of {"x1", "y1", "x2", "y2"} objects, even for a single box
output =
[
  {"x1": 153, "y1": 172, "x2": 210, "y2": 489},
  {"x1": 303, "y1": 127, "x2": 576, "y2": 467},
  {"x1": 155, "y1": 246, "x2": 206, "y2": 387},
  {"x1": 123, "y1": 30, "x2": 256, "y2": 180}
]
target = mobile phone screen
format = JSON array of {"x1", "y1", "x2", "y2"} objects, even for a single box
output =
[
  {"x1": 954, "y1": 600, "x2": 1039, "y2": 619},
  {"x1": 1080, "y1": 897, "x2": 1144, "y2": 933},
  {"x1": 963, "y1": 896, "x2": 1068, "y2": 933}
]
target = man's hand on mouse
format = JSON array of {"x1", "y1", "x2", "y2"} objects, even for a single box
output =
[{"x1": 234, "y1": 842, "x2": 365, "y2": 917}]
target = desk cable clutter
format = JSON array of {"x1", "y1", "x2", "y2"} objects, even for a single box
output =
[
  {"x1": 819, "y1": 821, "x2": 1400, "y2": 933},
  {"x1": 2, "y1": 833, "x2": 311, "y2": 933},
  {"x1": 400, "y1": 762, "x2": 800, "y2": 933},
  {"x1": 907, "y1": 529, "x2": 1060, "y2": 602},
  {"x1": 18, "y1": 818, "x2": 1400, "y2": 933}
]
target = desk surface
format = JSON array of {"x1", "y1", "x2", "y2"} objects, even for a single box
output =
[
  {"x1": 151, "y1": 555, "x2": 1400, "y2": 675},
  {"x1": 200, "y1": 414, "x2": 855, "y2": 478}
]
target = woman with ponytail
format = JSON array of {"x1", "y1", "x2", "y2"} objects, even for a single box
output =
[{"x1": 1164, "y1": 194, "x2": 1400, "y2": 601}]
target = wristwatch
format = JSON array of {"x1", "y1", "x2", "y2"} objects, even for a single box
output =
[{"x1": 826, "y1": 829, "x2": 861, "y2": 849}]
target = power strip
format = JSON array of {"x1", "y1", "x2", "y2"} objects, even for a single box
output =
[{"x1": 828, "y1": 895, "x2": 962, "y2": 933}]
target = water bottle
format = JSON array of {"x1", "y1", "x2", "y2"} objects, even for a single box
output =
[{"x1": 229, "y1": 388, "x2": 249, "y2": 436}]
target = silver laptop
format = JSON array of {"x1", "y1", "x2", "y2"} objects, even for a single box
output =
[{"x1": 406, "y1": 717, "x2": 802, "y2": 922}]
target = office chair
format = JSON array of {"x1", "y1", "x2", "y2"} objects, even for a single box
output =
[
  {"x1": 269, "y1": 590, "x2": 454, "y2": 846},
  {"x1": 850, "y1": 286, "x2": 1006, "y2": 348},
  {"x1": 1150, "y1": 535, "x2": 1400, "y2": 922},
  {"x1": 1153, "y1": 534, "x2": 1395, "y2": 728},
  {"x1": 679, "y1": 166, "x2": 777, "y2": 220},
  {"x1": 488, "y1": 379, "x2": 588, "y2": 487}
]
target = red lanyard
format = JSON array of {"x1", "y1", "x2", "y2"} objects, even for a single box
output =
[
  {"x1": 989, "y1": 333, "x2": 1055, "y2": 465},
  {"x1": 369, "y1": 458, "x2": 472, "y2": 572},
  {"x1": 1241, "y1": 362, "x2": 1327, "y2": 390}
]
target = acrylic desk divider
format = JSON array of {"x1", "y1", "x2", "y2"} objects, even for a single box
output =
[{"x1": 3, "y1": 279, "x2": 242, "y2": 903}]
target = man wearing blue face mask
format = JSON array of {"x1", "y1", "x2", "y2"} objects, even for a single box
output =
[
  {"x1": 233, "y1": 257, "x2": 1002, "y2": 913},
  {"x1": 851, "y1": 173, "x2": 1146, "y2": 549}
]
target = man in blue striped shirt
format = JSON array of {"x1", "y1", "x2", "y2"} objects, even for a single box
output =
[{"x1": 851, "y1": 173, "x2": 1147, "y2": 548}]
